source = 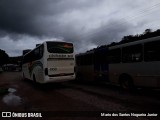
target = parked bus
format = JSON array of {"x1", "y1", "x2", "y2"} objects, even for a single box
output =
[
  {"x1": 76, "y1": 47, "x2": 108, "y2": 82},
  {"x1": 22, "y1": 41, "x2": 75, "y2": 83},
  {"x1": 76, "y1": 51, "x2": 94, "y2": 81},
  {"x1": 76, "y1": 36, "x2": 160, "y2": 89},
  {"x1": 108, "y1": 36, "x2": 160, "y2": 89}
]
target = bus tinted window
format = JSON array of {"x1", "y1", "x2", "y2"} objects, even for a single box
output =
[
  {"x1": 122, "y1": 44, "x2": 142, "y2": 63},
  {"x1": 85, "y1": 53, "x2": 94, "y2": 65},
  {"x1": 23, "y1": 45, "x2": 44, "y2": 64},
  {"x1": 47, "y1": 42, "x2": 73, "y2": 53},
  {"x1": 95, "y1": 48, "x2": 108, "y2": 64},
  {"x1": 144, "y1": 40, "x2": 160, "y2": 61},
  {"x1": 108, "y1": 48, "x2": 121, "y2": 63},
  {"x1": 76, "y1": 53, "x2": 94, "y2": 66}
]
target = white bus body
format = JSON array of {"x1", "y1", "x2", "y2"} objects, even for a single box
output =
[
  {"x1": 108, "y1": 36, "x2": 160, "y2": 88},
  {"x1": 22, "y1": 41, "x2": 75, "y2": 83}
]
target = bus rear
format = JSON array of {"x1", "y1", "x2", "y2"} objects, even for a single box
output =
[{"x1": 44, "y1": 41, "x2": 75, "y2": 83}]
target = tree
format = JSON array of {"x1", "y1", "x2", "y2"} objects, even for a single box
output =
[
  {"x1": 0, "y1": 49, "x2": 9, "y2": 66},
  {"x1": 143, "y1": 29, "x2": 152, "y2": 35}
]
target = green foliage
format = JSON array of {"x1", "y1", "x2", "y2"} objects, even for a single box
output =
[
  {"x1": 0, "y1": 49, "x2": 9, "y2": 65},
  {"x1": 86, "y1": 28, "x2": 160, "y2": 53},
  {"x1": 103, "y1": 28, "x2": 160, "y2": 48},
  {"x1": 8, "y1": 56, "x2": 22, "y2": 64},
  {"x1": 121, "y1": 29, "x2": 160, "y2": 44}
]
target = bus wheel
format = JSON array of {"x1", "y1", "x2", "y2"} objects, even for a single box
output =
[
  {"x1": 33, "y1": 74, "x2": 42, "y2": 87},
  {"x1": 33, "y1": 74, "x2": 37, "y2": 83},
  {"x1": 120, "y1": 75, "x2": 134, "y2": 90},
  {"x1": 76, "y1": 73, "x2": 81, "y2": 81},
  {"x1": 22, "y1": 73, "x2": 25, "y2": 80}
]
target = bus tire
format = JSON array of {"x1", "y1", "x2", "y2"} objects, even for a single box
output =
[
  {"x1": 76, "y1": 73, "x2": 81, "y2": 81},
  {"x1": 33, "y1": 74, "x2": 37, "y2": 83},
  {"x1": 119, "y1": 75, "x2": 134, "y2": 90},
  {"x1": 22, "y1": 73, "x2": 26, "y2": 80},
  {"x1": 33, "y1": 74, "x2": 42, "y2": 88}
]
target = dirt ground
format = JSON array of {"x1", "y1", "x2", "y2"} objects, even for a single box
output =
[{"x1": 0, "y1": 72, "x2": 160, "y2": 120}]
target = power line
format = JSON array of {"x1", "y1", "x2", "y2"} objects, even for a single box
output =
[{"x1": 74, "y1": 1, "x2": 160, "y2": 41}]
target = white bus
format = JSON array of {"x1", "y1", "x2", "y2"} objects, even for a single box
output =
[
  {"x1": 108, "y1": 36, "x2": 160, "y2": 89},
  {"x1": 22, "y1": 41, "x2": 75, "y2": 83}
]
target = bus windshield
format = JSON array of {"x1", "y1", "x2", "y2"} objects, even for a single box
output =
[{"x1": 47, "y1": 42, "x2": 73, "y2": 53}]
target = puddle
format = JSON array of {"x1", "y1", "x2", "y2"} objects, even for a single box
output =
[
  {"x1": 2, "y1": 88, "x2": 22, "y2": 106},
  {"x1": 8, "y1": 88, "x2": 16, "y2": 93}
]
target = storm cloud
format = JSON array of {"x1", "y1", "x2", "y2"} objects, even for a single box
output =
[
  {"x1": 0, "y1": 0, "x2": 160, "y2": 56},
  {"x1": 0, "y1": 0, "x2": 101, "y2": 36}
]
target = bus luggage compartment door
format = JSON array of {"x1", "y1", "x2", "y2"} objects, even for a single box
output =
[{"x1": 47, "y1": 58, "x2": 74, "y2": 76}]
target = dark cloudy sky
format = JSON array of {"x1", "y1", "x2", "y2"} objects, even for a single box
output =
[{"x1": 0, "y1": 0, "x2": 160, "y2": 56}]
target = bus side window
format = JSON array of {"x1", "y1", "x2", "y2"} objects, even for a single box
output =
[
  {"x1": 34, "y1": 45, "x2": 44, "y2": 60},
  {"x1": 83, "y1": 54, "x2": 93, "y2": 65},
  {"x1": 86, "y1": 54, "x2": 93, "y2": 65},
  {"x1": 144, "y1": 41, "x2": 160, "y2": 61},
  {"x1": 39, "y1": 45, "x2": 44, "y2": 58},
  {"x1": 79, "y1": 55, "x2": 85, "y2": 66},
  {"x1": 76, "y1": 53, "x2": 94, "y2": 66},
  {"x1": 108, "y1": 48, "x2": 121, "y2": 63},
  {"x1": 122, "y1": 44, "x2": 142, "y2": 63},
  {"x1": 34, "y1": 48, "x2": 39, "y2": 59}
]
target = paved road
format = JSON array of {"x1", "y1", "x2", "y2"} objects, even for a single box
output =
[{"x1": 0, "y1": 72, "x2": 160, "y2": 120}]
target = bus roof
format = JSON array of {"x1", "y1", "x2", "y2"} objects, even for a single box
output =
[
  {"x1": 109, "y1": 36, "x2": 160, "y2": 50},
  {"x1": 76, "y1": 50, "x2": 94, "y2": 57}
]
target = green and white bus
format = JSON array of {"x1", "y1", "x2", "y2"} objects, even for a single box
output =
[{"x1": 22, "y1": 41, "x2": 75, "y2": 83}]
